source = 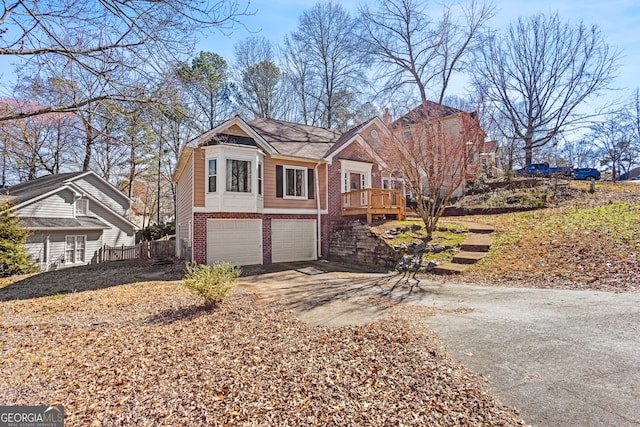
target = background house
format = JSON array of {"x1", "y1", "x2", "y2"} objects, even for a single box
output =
[{"x1": 2, "y1": 171, "x2": 136, "y2": 271}]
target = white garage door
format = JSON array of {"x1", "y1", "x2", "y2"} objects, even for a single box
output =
[
  {"x1": 271, "y1": 219, "x2": 317, "y2": 263},
  {"x1": 207, "y1": 219, "x2": 262, "y2": 266}
]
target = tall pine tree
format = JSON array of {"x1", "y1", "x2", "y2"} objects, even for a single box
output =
[{"x1": 0, "y1": 203, "x2": 35, "y2": 277}]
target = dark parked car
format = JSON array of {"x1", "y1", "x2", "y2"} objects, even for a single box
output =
[
  {"x1": 516, "y1": 163, "x2": 573, "y2": 177},
  {"x1": 573, "y1": 168, "x2": 601, "y2": 180}
]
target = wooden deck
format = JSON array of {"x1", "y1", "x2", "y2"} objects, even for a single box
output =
[{"x1": 341, "y1": 189, "x2": 406, "y2": 223}]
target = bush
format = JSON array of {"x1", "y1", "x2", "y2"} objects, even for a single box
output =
[{"x1": 183, "y1": 262, "x2": 240, "y2": 307}]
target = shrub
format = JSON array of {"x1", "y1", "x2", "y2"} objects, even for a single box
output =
[{"x1": 183, "y1": 262, "x2": 240, "y2": 307}]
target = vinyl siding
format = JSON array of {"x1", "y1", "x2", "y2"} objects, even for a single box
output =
[
  {"x1": 263, "y1": 158, "x2": 327, "y2": 210},
  {"x1": 25, "y1": 231, "x2": 103, "y2": 268},
  {"x1": 225, "y1": 124, "x2": 250, "y2": 137},
  {"x1": 16, "y1": 190, "x2": 75, "y2": 218},
  {"x1": 73, "y1": 175, "x2": 129, "y2": 215},
  {"x1": 193, "y1": 148, "x2": 205, "y2": 207},
  {"x1": 176, "y1": 150, "x2": 194, "y2": 247},
  {"x1": 90, "y1": 203, "x2": 135, "y2": 247}
]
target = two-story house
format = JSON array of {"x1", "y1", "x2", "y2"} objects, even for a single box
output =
[
  {"x1": 174, "y1": 103, "x2": 488, "y2": 267},
  {"x1": 173, "y1": 115, "x2": 407, "y2": 266},
  {"x1": 2, "y1": 171, "x2": 137, "y2": 270}
]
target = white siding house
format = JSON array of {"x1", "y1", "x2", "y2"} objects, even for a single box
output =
[{"x1": 2, "y1": 171, "x2": 137, "y2": 271}]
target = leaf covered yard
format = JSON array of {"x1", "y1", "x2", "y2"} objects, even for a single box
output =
[
  {"x1": 0, "y1": 262, "x2": 524, "y2": 426},
  {"x1": 465, "y1": 183, "x2": 640, "y2": 291}
]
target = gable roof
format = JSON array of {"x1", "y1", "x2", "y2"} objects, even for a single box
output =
[
  {"x1": 248, "y1": 117, "x2": 341, "y2": 159},
  {"x1": 392, "y1": 101, "x2": 467, "y2": 127},
  {"x1": 3, "y1": 172, "x2": 85, "y2": 205},
  {"x1": 324, "y1": 117, "x2": 391, "y2": 168},
  {"x1": 2, "y1": 171, "x2": 137, "y2": 230}
]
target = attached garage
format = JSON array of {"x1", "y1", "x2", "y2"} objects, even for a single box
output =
[
  {"x1": 207, "y1": 219, "x2": 262, "y2": 266},
  {"x1": 271, "y1": 219, "x2": 317, "y2": 263}
]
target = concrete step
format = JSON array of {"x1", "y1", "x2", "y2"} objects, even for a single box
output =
[
  {"x1": 433, "y1": 262, "x2": 470, "y2": 274},
  {"x1": 460, "y1": 233, "x2": 492, "y2": 252},
  {"x1": 465, "y1": 224, "x2": 495, "y2": 234},
  {"x1": 453, "y1": 251, "x2": 487, "y2": 264}
]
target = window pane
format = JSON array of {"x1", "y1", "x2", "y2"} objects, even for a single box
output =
[
  {"x1": 65, "y1": 237, "x2": 75, "y2": 263},
  {"x1": 286, "y1": 168, "x2": 295, "y2": 196},
  {"x1": 208, "y1": 160, "x2": 217, "y2": 192},
  {"x1": 295, "y1": 169, "x2": 304, "y2": 196},
  {"x1": 76, "y1": 236, "x2": 85, "y2": 263},
  {"x1": 227, "y1": 160, "x2": 251, "y2": 192},
  {"x1": 258, "y1": 164, "x2": 262, "y2": 195},
  {"x1": 76, "y1": 199, "x2": 88, "y2": 215}
]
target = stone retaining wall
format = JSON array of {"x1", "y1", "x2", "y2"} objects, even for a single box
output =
[{"x1": 328, "y1": 219, "x2": 397, "y2": 267}]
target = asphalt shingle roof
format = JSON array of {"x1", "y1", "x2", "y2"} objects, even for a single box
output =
[
  {"x1": 248, "y1": 117, "x2": 341, "y2": 159},
  {"x1": 3, "y1": 172, "x2": 85, "y2": 205},
  {"x1": 19, "y1": 216, "x2": 109, "y2": 230}
]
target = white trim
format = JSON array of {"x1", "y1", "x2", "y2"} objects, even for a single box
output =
[
  {"x1": 283, "y1": 165, "x2": 308, "y2": 199},
  {"x1": 67, "y1": 182, "x2": 138, "y2": 230},
  {"x1": 340, "y1": 160, "x2": 373, "y2": 193},
  {"x1": 6, "y1": 184, "x2": 74, "y2": 212},
  {"x1": 75, "y1": 198, "x2": 89, "y2": 216},
  {"x1": 188, "y1": 116, "x2": 277, "y2": 155},
  {"x1": 192, "y1": 207, "x2": 328, "y2": 215},
  {"x1": 64, "y1": 235, "x2": 86, "y2": 264},
  {"x1": 263, "y1": 208, "x2": 328, "y2": 215},
  {"x1": 206, "y1": 158, "x2": 218, "y2": 193}
]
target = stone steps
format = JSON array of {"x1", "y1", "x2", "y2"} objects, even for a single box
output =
[
  {"x1": 433, "y1": 223, "x2": 494, "y2": 275},
  {"x1": 452, "y1": 250, "x2": 487, "y2": 264}
]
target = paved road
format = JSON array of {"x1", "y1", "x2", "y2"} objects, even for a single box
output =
[{"x1": 240, "y1": 263, "x2": 640, "y2": 427}]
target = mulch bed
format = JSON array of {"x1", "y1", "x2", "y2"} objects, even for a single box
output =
[{"x1": 0, "y1": 277, "x2": 525, "y2": 426}]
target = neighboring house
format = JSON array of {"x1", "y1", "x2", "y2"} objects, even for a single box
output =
[
  {"x1": 173, "y1": 104, "x2": 487, "y2": 267},
  {"x1": 1, "y1": 171, "x2": 137, "y2": 271},
  {"x1": 389, "y1": 101, "x2": 489, "y2": 192}
]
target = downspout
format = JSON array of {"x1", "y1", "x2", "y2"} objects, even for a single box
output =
[{"x1": 315, "y1": 160, "x2": 322, "y2": 259}]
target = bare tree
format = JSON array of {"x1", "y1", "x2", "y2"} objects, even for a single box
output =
[
  {"x1": 234, "y1": 37, "x2": 285, "y2": 119},
  {"x1": 285, "y1": 1, "x2": 366, "y2": 129},
  {"x1": 0, "y1": 0, "x2": 251, "y2": 121},
  {"x1": 358, "y1": 0, "x2": 494, "y2": 105},
  {"x1": 472, "y1": 13, "x2": 619, "y2": 165},
  {"x1": 0, "y1": 99, "x2": 78, "y2": 183},
  {"x1": 589, "y1": 115, "x2": 634, "y2": 181},
  {"x1": 388, "y1": 104, "x2": 485, "y2": 238},
  {"x1": 281, "y1": 34, "x2": 322, "y2": 125}
]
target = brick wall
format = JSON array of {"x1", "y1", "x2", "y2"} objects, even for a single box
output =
[{"x1": 328, "y1": 219, "x2": 397, "y2": 268}]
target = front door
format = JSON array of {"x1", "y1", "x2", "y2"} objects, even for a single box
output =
[
  {"x1": 349, "y1": 172, "x2": 367, "y2": 206},
  {"x1": 350, "y1": 172, "x2": 362, "y2": 190}
]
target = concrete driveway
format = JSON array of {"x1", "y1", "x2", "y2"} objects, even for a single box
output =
[{"x1": 240, "y1": 262, "x2": 640, "y2": 427}]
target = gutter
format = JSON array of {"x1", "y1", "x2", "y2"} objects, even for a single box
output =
[{"x1": 315, "y1": 161, "x2": 322, "y2": 259}]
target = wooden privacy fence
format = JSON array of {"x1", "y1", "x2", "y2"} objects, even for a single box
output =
[{"x1": 102, "y1": 240, "x2": 175, "y2": 262}]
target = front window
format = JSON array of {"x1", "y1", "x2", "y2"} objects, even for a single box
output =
[
  {"x1": 65, "y1": 235, "x2": 86, "y2": 264},
  {"x1": 226, "y1": 159, "x2": 251, "y2": 193},
  {"x1": 285, "y1": 167, "x2": 306, "y2": 198},
  {"x1": 258, "y1": 163, "x2": 263, "y2": 196},
  {"x1": 75, "y1": 199, "x2": 89, "y2": 216},
  {"x1": 208, "y1": 159, "x2": 217, "y2": 192}
]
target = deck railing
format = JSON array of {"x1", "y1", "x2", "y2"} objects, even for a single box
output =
[{"x1": 341, "y1": 188, "x2": 406, "y2": 223}]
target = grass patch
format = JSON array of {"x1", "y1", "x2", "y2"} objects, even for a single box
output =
[
  {"x1": 372, "y1": 220, "x2": 469, "y2": 265},
  {"x1": 467, "y1": 199, "x2": 640, "y2": 285}
]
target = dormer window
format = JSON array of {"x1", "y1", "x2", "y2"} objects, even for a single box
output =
[{"x1": 75, "y1": 198, "x2": 89, "y2": 216}]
